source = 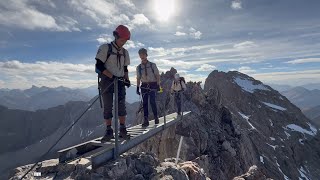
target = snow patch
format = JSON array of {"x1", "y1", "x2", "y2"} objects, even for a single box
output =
[
  {"x1": 299, "y1": 139, "x2": 304, "y2": 145},
  {"x1": 307, "y1": 122, "x2": 318, "y2": 135},
  {"x1": 270, "y1": 137, "x2": 276, "y2": 141},
  {"x1": 238, "y1": 112, "x2": 256, "y2": 129},
  {"x1": 87, "y1": 130, "x2": 93, "y2": 136},
  {"x1": 284, "y1": 130, "x2": 291, "y2": 139},
  {"x1": 233, "y1": 77, "x2": 270, "y2": 93},
  {"x1": 298, "y1": 167, "x2": 310, "y2": 180},
  {"x1": 286, "y1": 124, "x2": 317, "y2": 136},
  {"x1": 80, "y1": 127, "x2": 83, "y2": 137},
  {"x1": 266, "y1": 143, "x2": 278, "y2": 150},
  {"x1": 276, "y1": 160, "x2": 290, "y2": 180},
  {"x1": 269, "y1": 119, "x2": 274, "y2": 127},
  {"x1": 262, "y1": 101, "x2": 287, "y2": 111},
  {"x1": 260, "y1": 156, "x2": 264, "y2": 164},
  {"x1": 279, "y1": 96, "x2": 284, "y2": 100}
]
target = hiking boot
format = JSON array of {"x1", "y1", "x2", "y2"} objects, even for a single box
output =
[
  {"x1": 119, "y1": 126, "x2": 130, "y2": 139},
  {"x1": 177, "y1": 112, "x2": 181, "y2": 116},
  {"x1": 155, "y1": 117, "x2": 159, "y2": 124},
  {"x1": 142, "y1": 117, "x2": 149, "y2": 127},
  {"x1": 101, "y1": 128, "x2": 114, "y2": 142}
]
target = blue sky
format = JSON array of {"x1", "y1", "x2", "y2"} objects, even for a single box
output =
[{"x1": 1, "y1": 0, "x2": 320, "y2": 89}]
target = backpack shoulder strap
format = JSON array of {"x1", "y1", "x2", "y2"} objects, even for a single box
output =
[
  {"x1": 138, "y1": 64, "x2": 142, "y2": 78},
  {"x1": 123, "y1": 48, "x2": 127, "y2": 59},
  {"x1": 106, "y1": 43, "x2": 112, "y2": 61},
  {"x1": 150, "y1": 62, "x2": 157, "y2": 79}
]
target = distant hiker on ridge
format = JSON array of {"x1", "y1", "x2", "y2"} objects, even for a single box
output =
[{"x1": 171, "y1": 73, "x2": 186, "y2": 115}]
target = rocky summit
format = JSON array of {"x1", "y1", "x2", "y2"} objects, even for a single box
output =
[{"x1": 132, "y1": 69, "x2": 320, "y2": 179}]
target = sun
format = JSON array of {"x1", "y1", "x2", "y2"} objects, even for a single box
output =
[{"x1": 153, "y1": 0, "x2": 175, "y2": 21}]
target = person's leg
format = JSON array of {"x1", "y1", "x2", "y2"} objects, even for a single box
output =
[
  {"x1": 101, "y1": 76, "x2": 115, "y2": 141},
  {"x1": 118, "y1": 81, "x2": 129, "y2": 138},
  {"x1": 142, "y1": 91, "x2": 149, "y2": 119},
  {"x1": 149, "y1": 90, "x2": 158, "y2": 120},
  {"x1": 141, "y1": 86, "x2": 150, "y2": 126},
  {"x1": 176, "y1": 93, "x2": 181, "y2": 115}
]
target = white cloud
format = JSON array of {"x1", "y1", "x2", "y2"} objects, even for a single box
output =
[
  {"x1": 30, "y1": 0, "x2": 56, "y2": 8},
  {"x1": 130, "y1": 14, "x2": 150, "y2": 26},
  {"x1": 0, "y1": 1, "x2": 79, "y2": 31},
  {"x1": 175, "y1": 31, "x2": 187, "y2": 36},
  {"x1": 0, "y1": 60, "x2": 97, "y2": 89},
  {"x1": 96, "y1": 34, "x2": 113, "y2": 44},
  {"x1": 238, "y1": 66, "x2": 256, "y2": 74},
  {"x1": 189, "y1": 27, "x2": 202, "y2": 39},
  {"x1": 252, "y1": 69, "x2": 320, "y2": 86},
  {"x1": 69, "y1": 0, "x2": 150, "y2": 30},
  {"x1": 234, "y1": 41, "x2": 257, "y2": 49},
  {"x1": 119, "y1": 0, "x2": 136, "y2": 9},
  {"x1": 68, "y1": 0, "x2": 126, "y2": 27},
  {"x1": 155, "y1": 59, "x2": 196, "y2": 70},
  {"x1": 196, "y1": 64, "x2": 217, "y2": 72},
  {"x1": 124, "y1": 40, "x2": 145, "y2": 49},
  {"x1": 231, "y1": 0, "x2": 242, "y2": 10},
  {"x1": 177, "y1": 26, "x2": 184, "y2": 30},
  {"x1": 148, "y1": 47, "x2": 167, "y2": 56},
  {"x1": 285, "y1": 58, "x2": 320, "y2": 64}
]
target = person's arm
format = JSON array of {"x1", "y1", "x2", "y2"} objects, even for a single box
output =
[
  {"x1": 124, "y1": 66, "x2": 129, "y2": 80},
  {"x1": 95, "y1": 44, "x2": 113, "y2": 78},
  {"x1": 136, "y1": 66, "x2": 141, "y2": 95},
  {"x1": 136, "y1": 65, "x2": 141, "y2": 87},
  {"x1": 171, "y1": 81, "x2": 174, "y2": 93}
]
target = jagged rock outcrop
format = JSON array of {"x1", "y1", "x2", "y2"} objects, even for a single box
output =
[
  {"x1": 233, "y1": 165, "x2": 271, "y2": 180},
  {"x1": 10, "y1": 152, "x2": 209, "y2": 180},
  {"x1": 131, "y1": 69, "x2": 320, "y2": 179}
]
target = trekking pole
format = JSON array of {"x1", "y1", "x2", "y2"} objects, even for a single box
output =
[
  {"x1": 114, "y1": 77, "x2": 119, "y2": 159},
  {"x1": 175, "y1": 136, "x2": 184, "y2": 165}
]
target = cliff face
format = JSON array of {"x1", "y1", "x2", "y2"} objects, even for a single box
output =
[{"x1": 132, "y1": 69, "x2": 320, "y2": 180}]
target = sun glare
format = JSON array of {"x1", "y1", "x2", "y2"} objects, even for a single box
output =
[{"x1": 154, "y1": 0, "x2": 175, "y2": 21}]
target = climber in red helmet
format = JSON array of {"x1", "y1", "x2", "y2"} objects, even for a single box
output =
[{"x1": 95, "y1": 25, "x2": 131, "y2": 141}]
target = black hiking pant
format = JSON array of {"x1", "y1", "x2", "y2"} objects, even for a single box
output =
[
  {"x1": 141, "y1": 82, "x2": 158, "y2": 119},
  {"x1": 174, "y1": 92, "x2": 182, "y2": 114},
  {"x1": 100, "y1": 74, "x2": 126, "y2": 119}
]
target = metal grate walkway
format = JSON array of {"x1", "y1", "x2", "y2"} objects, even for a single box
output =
[{"x1": 58, "y1": 111, "x2": 190, "y2": 169}]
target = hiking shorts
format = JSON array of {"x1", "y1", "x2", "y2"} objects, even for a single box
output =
[{"x1": 100, "y1": 74, "x2": 126, "y2": 119}]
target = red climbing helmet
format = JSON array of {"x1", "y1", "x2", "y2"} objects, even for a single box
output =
[{"x1": 113, "y1": 25, "x2": 131, "y2": 40}]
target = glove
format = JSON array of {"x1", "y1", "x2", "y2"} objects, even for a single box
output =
[
  {"x1": 124, "y1": 79, "x2": 131, "y2": 88},
  {"x1": 136, "y1": 87, "x2": 141, "y2": 95}
]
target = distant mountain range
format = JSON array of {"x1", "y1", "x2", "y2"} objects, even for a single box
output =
[
  {"x1": 303, "y1": 105, "x2": 320, "y2": 127},
  {"x1": 269, "y1": 83, "x2": 320, "y2": 92},
  {"x1": 0, "y1": 97, "x2": 140, "y2": 178},
  {"x1": 281, "y1": 86, "x2": 320, "y2": 110},
  {"x1": 0, "y1": 85, "x2": 140, "y2": 111}
]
